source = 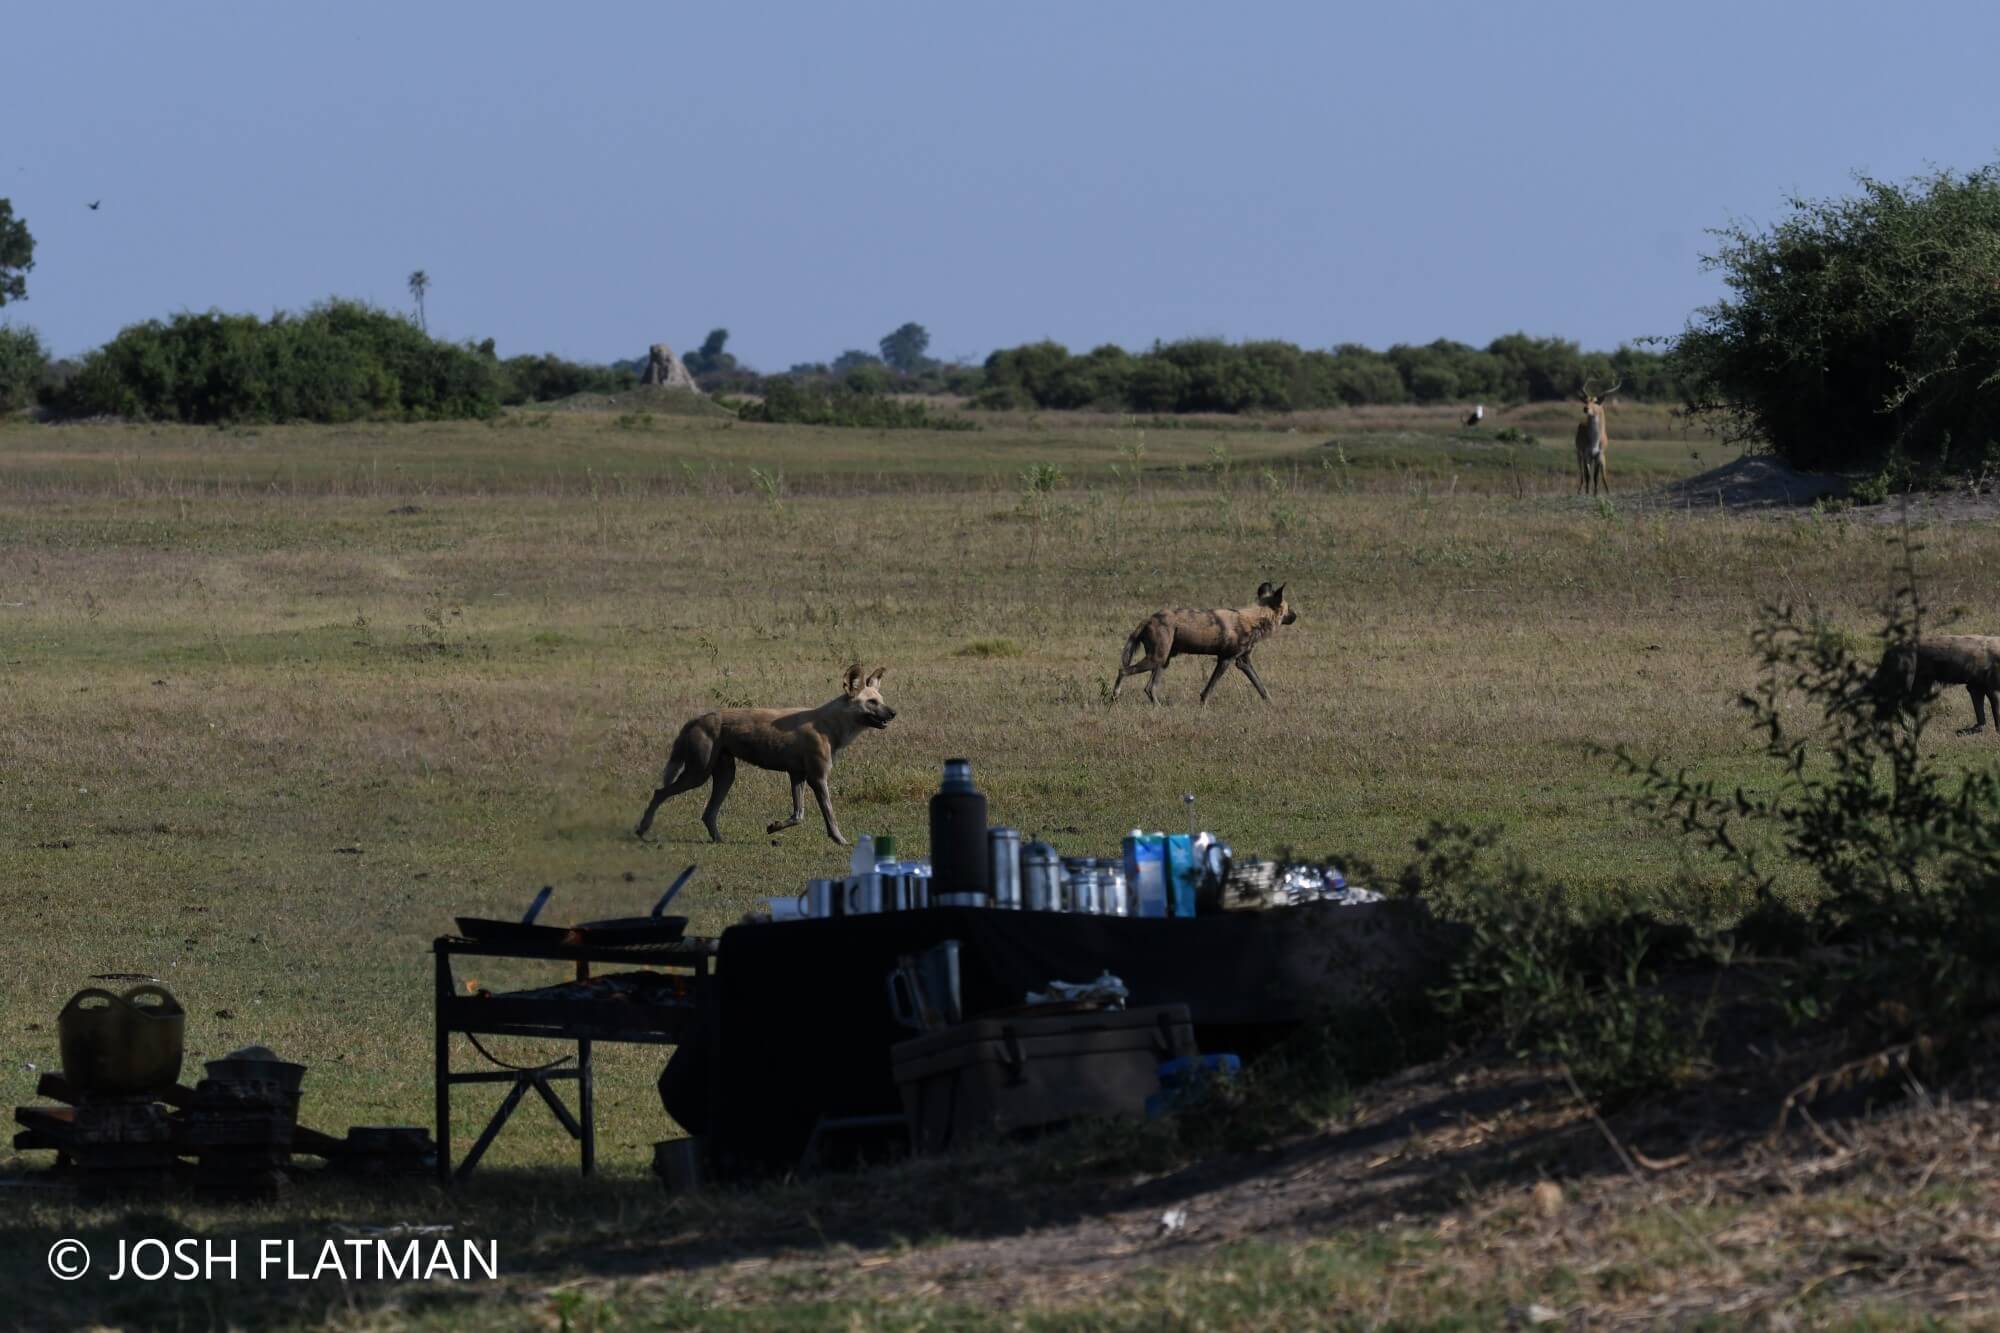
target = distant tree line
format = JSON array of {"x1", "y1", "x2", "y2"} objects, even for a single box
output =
[{"x1": 971, "y1": 335, "x2": 1676, "y2": 413}]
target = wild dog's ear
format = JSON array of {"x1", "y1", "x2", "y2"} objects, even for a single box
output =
[
  {"x1": 1256, "y1": 581, "x2": 1275, "y2": 599},
  {"x1": 1275, "y1": 583, "x2": 1286, "y2": 602},
  {"x1": 865, "y1": 666, "x2": 886, "y2": 687},
  {"x1": 843, "y1": 663, "x2": 865, "y2": 694}
]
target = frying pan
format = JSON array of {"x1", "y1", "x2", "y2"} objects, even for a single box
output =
[
  {"x1": 454, "y1": 885, "x2": 567, "y2": 945},
  {"x1": 564, "y1": 865, "x2": 696, "y2": 946}
]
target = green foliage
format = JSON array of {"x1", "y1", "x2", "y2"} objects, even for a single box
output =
[
  {"x1": 878, "y1": 321, "x2": 932, "y2": 373},
  {"x1": 0, "y1": 324, "x2": 46, "y2": 412},
  {"x1": 496, "y1": 352, "x2": 637, "y2": 404},
  {"x1": 1673, "y1": 163, "x2": 2000, "y2": 473},
  {"x1": 732, "y1": 377, "x2": 974, "y2": 431},
  {"x1": 1610, "y1": 547, "x2": 2000, "y2": 1064},
  {"x1": 1407, "y1": 823, "x2": 1709, "y2": 1106},
  {"x1": 683, "y1": 328, "x2": 737, "y2": 383},
  {"x1": 46, "y1": 300, "x2": 501, "y2": 424},
  {"x1": 973, "y1": 333, "x2": 1675, "y2": 414},
  {"x1": 406, "y1": 270, "x2": 429, "y2": 333},
  {"x1": 830, "y1": 348, "x2": 883, "y2": 376},
  {"x1": 0, "y1": 199, "x2": 31, "y2": 307}
]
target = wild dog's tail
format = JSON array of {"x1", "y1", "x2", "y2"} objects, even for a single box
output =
[{"x1": 1120, "y1": 622, "x2": 1147, "y2": 670}]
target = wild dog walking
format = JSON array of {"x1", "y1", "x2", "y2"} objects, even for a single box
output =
[
  {"x1": 1575, "y1": 378, "x2": 1620, "y2": 496},
  {"x1": 633, "y1": 665, "x2": 894, "y2": 845},
  {"x1": 1112, "y1": 583, "x2": 1297, "y2": 705},
  {"x1": 1875, "y1": 636, "x2": 2000, "y2": 735}
]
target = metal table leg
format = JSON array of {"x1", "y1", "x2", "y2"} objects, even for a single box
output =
[{"x1": 434, "y1": 948, "x2": 452, "y2": 1185}]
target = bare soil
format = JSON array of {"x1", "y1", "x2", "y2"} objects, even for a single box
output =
[
  {"x1": 550, "y1": 1023, "x2": 2000, "y2": 1326},
  {"x1": 1645, "y1": 453, "x2": 2000, "y2": 525}
]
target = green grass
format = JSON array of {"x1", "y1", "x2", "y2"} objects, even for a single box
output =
[{"x1": 3, "y1": 404, "x2": 1992, "y2": 1328}]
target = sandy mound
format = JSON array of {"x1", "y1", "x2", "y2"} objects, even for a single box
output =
[{"x1": 1648, "y1": 454, "x2": 1848, "y2": 511}]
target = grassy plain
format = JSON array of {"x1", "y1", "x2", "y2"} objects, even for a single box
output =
[{"x1": 3, "y1": 400, "x2": 1996, "y2": 1328}]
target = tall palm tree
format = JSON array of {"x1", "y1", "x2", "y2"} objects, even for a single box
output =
[{"x1": 407, "y1": 270, "x2": 430, "y2": 333}]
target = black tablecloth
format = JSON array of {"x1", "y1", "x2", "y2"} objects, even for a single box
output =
[{"x1": 662, "y1": 901, "x2": 1458, "y2": 1176}]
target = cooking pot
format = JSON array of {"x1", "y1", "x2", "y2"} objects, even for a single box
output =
[{"x1": 58, "y1": 983, "x2": 186, "y2": 1096}]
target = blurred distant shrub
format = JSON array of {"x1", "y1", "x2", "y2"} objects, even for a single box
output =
[
  {"x1": 48, "y1": 300, "x2": 501, "y2": 423},
  {"x1": 0, "y1": 324, "x2": 46, "y2": 412}
]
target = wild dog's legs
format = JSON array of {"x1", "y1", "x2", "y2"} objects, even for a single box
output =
[
  {"x1": 700, "y1": 753, "x2": 737, "y2": 842},
  {"x1": 1959, "y1": 685, "x2": 1990, "y2": 735},
  {"x1": 767, "y1": 778, "x2": 807, "y2": 834},
  {"x1": 1143, "y1": 659, "x2": 1169, "y2": 705},
  {"x1": 635, "y1": 757, "x2": 707, "y2": 839},
  {"x1": 1235, "y1": 654, "x2": 1273, "y2": 702},
  {"x1": 1115, "y1": 657, "x2": 1160, "y2": 702},
  {"x1": 1197, "y1": 657, "x2": 1232, "y2": 704},
  {"x1": 808, "y1": 775, "x2": 847, "y2": 846},
  {"x1": 1112, "y1": 635, "x2": 1139, "y2": 701}
]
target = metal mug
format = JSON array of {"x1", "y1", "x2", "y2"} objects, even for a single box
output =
[
  {"x1": 798, "y1": 878, "x2": 840, "y2": 919},
  {"x1": 843, "y1": 873, "x2": 885, "y2": 916}
]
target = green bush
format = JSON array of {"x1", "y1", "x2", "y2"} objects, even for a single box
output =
[
  {"x1": 48, "y1": 300, "x2": 500, "y2": 424},
  {"x1": 0, "y1": 324, "x2": 45, "y2": 412},
  {"x1": 1673, "y1": 163, "x2": 2000, "y2": 473},
  {"x1": 1611, "y1": 554, "x2": 2000, "y2": 1070},
  {"x1": 1405, "y1": 823, "x2": 1710, "y2": 1107},
  {"x1": 496, "y1": 353, "x2": 635, "y2": 404}
]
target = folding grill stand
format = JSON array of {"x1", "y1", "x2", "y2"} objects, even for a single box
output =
[{"x1": 432, "y1": 935, "x2": 716, "y2": 1183}]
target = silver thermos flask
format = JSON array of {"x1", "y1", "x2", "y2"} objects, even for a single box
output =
[
  {"x1": 1021, "y1": 839, "x2": 1062, "y2": 911},
  {"x1": 988, "y1": 827, "x2": 1023, "y2": 910}
]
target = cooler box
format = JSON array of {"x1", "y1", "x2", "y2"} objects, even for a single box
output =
[{"x1": 891, "y1": 1004, "x2": 1197, "y2": 1153}]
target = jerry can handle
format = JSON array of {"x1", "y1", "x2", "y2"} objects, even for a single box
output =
[
  {"x1": 121, "y1": 984, "x2": 182, "y2": 1015},
  {"x1": 60, "y1": 988, "x2": 121, "y2": 1016}
]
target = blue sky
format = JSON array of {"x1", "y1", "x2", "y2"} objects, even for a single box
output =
[{"x1": 5, "y1": 0, "x2": 1997, "y2": 367}]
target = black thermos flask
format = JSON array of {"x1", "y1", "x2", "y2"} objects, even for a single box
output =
[{"x1": 928, "y1": 758, "x2": 990, "y2": 897}]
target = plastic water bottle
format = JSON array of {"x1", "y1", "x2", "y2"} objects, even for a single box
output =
[{"x1": 849, "y1": 833, "x2": 876, "y2": 878}]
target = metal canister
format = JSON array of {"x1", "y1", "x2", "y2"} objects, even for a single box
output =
[
  {"x1": 883, "y1": 873, "x2": 924, "y2": 912},
  {"x1": 1099, "y1": 861, "x2": 1131, "y2": 917},
  {"x1": 1021, "y1": 839, "x2": 1062, "y2": 911},
  {"x1": 800, "y1": 878, "x2": 840, "y2": 918},
  {"x1": 1062, "y1": 856, "x2": 1100, "y2": 914},
  {"x1": 988, "y1": 827, "x2": 1023, "y2": 910}
]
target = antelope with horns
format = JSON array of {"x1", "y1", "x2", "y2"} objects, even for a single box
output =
[{"x1": 1574, "y1": 378, "x2": 1620, "y2": 496}]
